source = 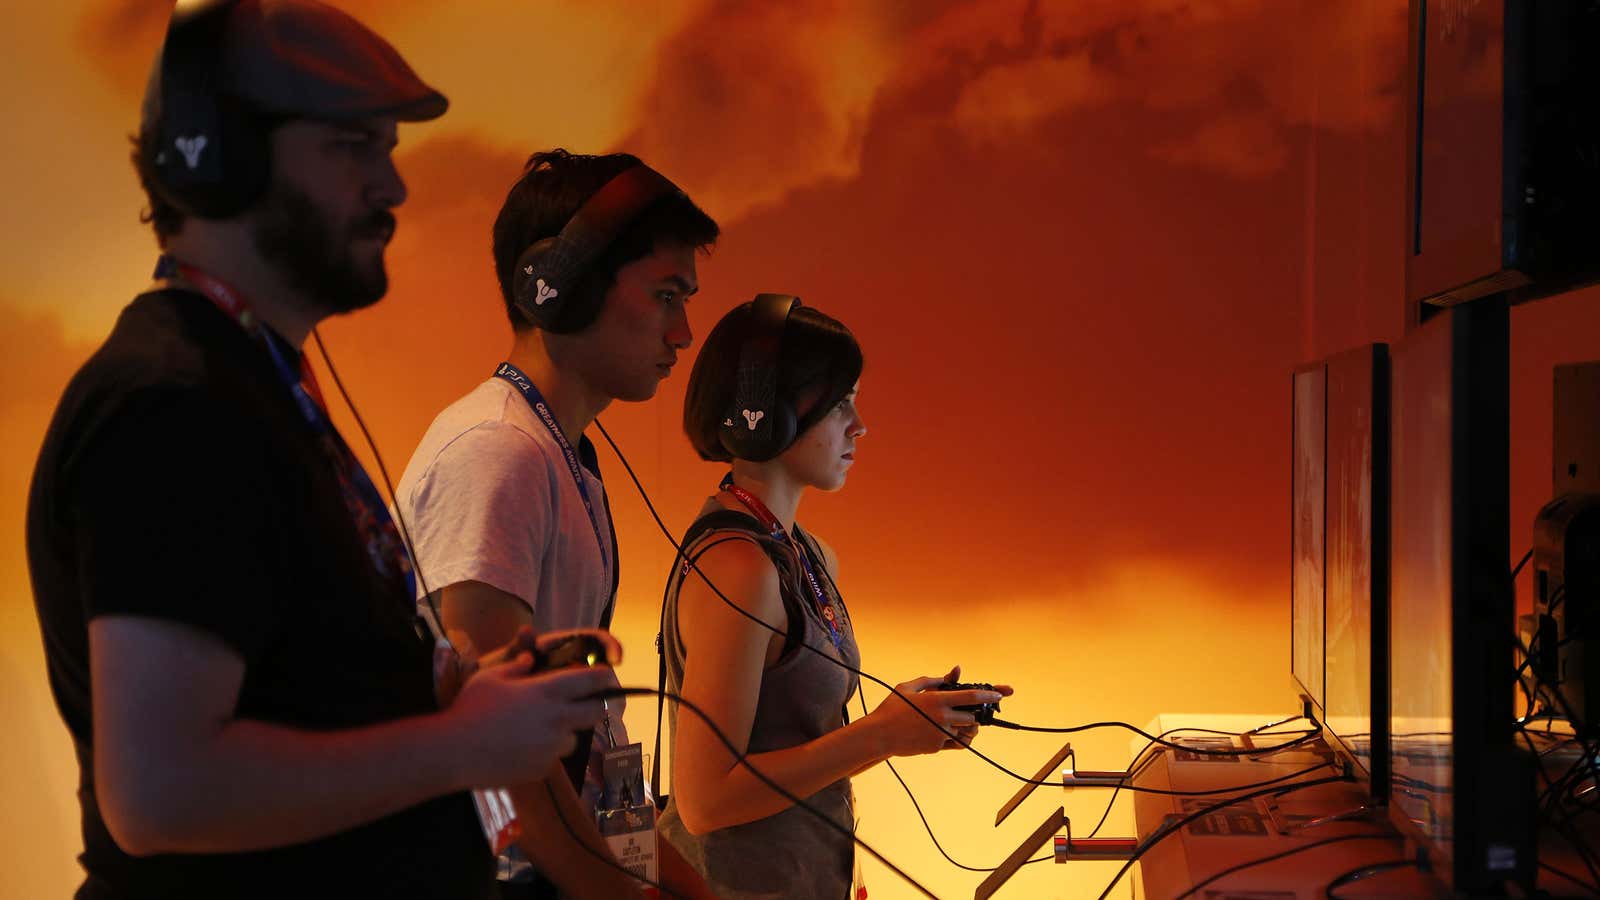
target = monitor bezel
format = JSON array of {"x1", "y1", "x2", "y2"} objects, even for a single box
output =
[
  {"x1": 1319, "y1": 343, "x2": 1391, "y2": 801},
  {"x1": 1385, "y1": 298, "x2": 1526, "y2": 892},
  {"x1": 1291, "y1": 360, "x2": 1329, "y2": 718}
]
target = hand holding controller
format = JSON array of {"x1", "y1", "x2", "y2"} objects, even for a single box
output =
[
  {"x1": 935, "y1": 680, "x2": 1002, "y2": 725},
  {"x1": 453, "y1": 627, "x2": 620, "y2": 854},
  {"x1": 533, "y1": 632, "x2": 613, "y2": 672},
  {"x1": 866, "y1": 666, "x2": 1009, "y2": 757}
]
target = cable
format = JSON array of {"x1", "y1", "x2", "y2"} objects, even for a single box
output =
[
  {"x1": 858, "y1": 677, "x2": 1052, "y2": 872},
  {"x1": 1172, "y1": 833, "x2": 1398, "y2": 900},
  {"x1": 1092, "y1": 774, "x2": 1352, "y2": 900},
  {"x1": 1081, "y1": 725, "x2": 1257, "y2": 841},
  {"x1": 316, "y1": 355, "x2": 935, "y2": 897},
  {"x1": 1512, "y1": 546, "x2": 1534, "y2": 581},
  {"x1": 1523, "y1": 729, "x2": 1600, "y2": 889},
  {"x1": 880, "y1": 757, "x2": 1051, "y2": 872},
  {"x1": 595, "y1": 419, "x2": 1327, "y2": 798},
  {"x1": 310, "y1": 329, "x2": 446, "y2": 642},
  {"x1": 828, "y1": 540, "x2": 1312, "y2": 864},
  {"x1": 856, "y1": 674, "x2": 1023, "y2": 872},
  {"x1": 320, "y1": 339, "x2": 680, "y2": 892},
  {"x1": 1510, "y1": 611, "x2": 1600, "y2": 883},
  {"x1": 608, "y1": 686, "x2": 942, "y2": 900},
  {"x1": 1323, "y1": 857, "x2": 1421, "y2": 898},
  {"x1": 1518, "y1": 716, "x2": 1600, "y2": 887},
  {"x1": 1540, "y1": 859, "x2": 1600, "y2": 895},
  {"x1": 591, "y1": 421, "x2": 1345, "y2": 895},
  {"x1": 988, "y1": 716, "x2": 1324, "y2": 757},
  {"x1": 542, "y1": 780, "x2": 684, "y2": 900}
]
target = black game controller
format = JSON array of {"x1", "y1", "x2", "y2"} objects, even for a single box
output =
[
  {"x1": 936, "y1": 681, "x2": 1000, "y2": 725},
  {"x1": 533, "y1": 633, "x2": 610, "y2": 672}
]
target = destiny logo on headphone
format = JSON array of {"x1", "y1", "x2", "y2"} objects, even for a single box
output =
[
  {"x1": 741, "y1": 409, "x2": 765, "y2": 430},
  {"x1": 521, "y1": 264, "x2": 559, "y2": 306},
  {"x1": 175, "y1": 135, "x2": 208, "y2": 170}
]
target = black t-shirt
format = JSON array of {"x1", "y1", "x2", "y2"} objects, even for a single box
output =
[{"x1": 26, "y1": 289, "x2": 494, "y2": 899}]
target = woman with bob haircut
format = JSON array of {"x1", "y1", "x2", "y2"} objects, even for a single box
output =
[{"x1": 654, "y1": 294, "x2": 1008, "y2": 899}]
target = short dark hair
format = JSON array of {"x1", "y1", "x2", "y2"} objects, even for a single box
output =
[
  {"x1": 130, "y1": 124, "x2": 185, "y2": 246},
  {"x1": 492, "y1": 149, "x2": 720, "y2": 332},
  {"x1": 683, "y1": 301, "x2": 864, "y2": 463}
]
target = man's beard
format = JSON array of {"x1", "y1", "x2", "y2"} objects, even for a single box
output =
[{"x1": 251, "y1": 180, "x2": 396, "y2": 315}]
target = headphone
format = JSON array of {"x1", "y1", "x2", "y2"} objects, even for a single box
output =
[
  {"x1": 511, "y1": 164, "x2": 680, "y2": 334},
  {"x1": 718, "y1": 293, "x2": 801, "y2": 462},
  {"x1": 148, "y1": 0, "x2": 273, "y2": 219}
]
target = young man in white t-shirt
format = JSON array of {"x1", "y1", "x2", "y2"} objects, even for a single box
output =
[{"x1": 395, "y1": 149, "x2": 719, "y2": 898}]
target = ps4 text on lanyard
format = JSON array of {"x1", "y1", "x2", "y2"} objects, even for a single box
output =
[
  {"x1": 493, "y1": 362, "x2": 610, "y2": 573},
  {"x1": 155, "y1": 256, "x2": 416, "y2": 598},
  {"x1": 719, "y1": 474, "x2": 846, "y2": 656}
]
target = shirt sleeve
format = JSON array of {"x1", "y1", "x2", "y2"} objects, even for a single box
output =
[
  {"x1": 65, "y1": 386, "x2": 283, "y2": 663},
  {"x1": 402, "y1": 421, "x2": 556, "y2": 614}
]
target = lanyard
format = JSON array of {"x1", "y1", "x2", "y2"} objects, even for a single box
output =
[
  {"x1": 492, "y1": 361, "x2": 611, "y2": 574},
  {"x1": 718, "y1": 474, "x2": 846, "y2": 656},
  {"x1": 156, "y1": 256, "x2": 416, "y2": 599}
]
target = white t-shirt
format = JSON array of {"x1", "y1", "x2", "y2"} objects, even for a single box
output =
[
  {"x1": 396, "y1": 377, "x2": 616, "y2": 634},
  {"x1": 394, "y1": 377, "x2": 626, "y2": 743}
]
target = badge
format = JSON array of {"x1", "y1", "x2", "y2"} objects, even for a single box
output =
[{"x1": 598, "y1": 744, "x2": 658, "y2": 884}]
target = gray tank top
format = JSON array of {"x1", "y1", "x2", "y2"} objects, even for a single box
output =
[{"x1": 656, "y1": 502, "x2": 862, "y2": 900}]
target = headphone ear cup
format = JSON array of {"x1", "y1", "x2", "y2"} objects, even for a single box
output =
[
  {"x1": 513, "y1": 237, "x2": 608, "y2": 335},
  {"x1": 717, "y1": 394, "x2": 797, "y2": 463},
  {"x1": 717, "y1": 293, "x2": 800, "y2": 461},
  {"x1": 152, "y1": 96, "x2": 271, "y2": 219},
  {"x1": 513, "y1": 238, "x2": 564, "y2": 329}
]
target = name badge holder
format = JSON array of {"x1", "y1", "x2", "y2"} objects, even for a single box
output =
[{"x1": 598, "y1": 743, "x2": 659, "y2": 889}]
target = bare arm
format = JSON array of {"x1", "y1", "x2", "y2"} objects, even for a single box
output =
[
  {"x1": 438, "y1": 580, "x2": 641, "y2": 898},
  {"x1": 435, "y1": 580, "x2": 536, "y2": 660},
  {"x1": 91, "y1": 615, "x2": 615, "y2": 857},
  {"x1": 671, "y1": 541, "x2": 999, "y2": 835},
  {"x1": 506, "y1": 766, "x2": 641, "y2": 898}
]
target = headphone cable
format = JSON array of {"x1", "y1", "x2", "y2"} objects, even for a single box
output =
[
  {"x1": 312, "y1": 344, "x2": 938, "y2": 897},
  {"x1": 594, "y1": 419, "x2": 1324, "y2": 789},
  {"x1": 309, "y1": 329, "x2": 447, "y2": 642}
]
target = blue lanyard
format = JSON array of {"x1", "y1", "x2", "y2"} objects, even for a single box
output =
[
  {"x1": 719, "y1": 474, "x2": 846, "y2": 656},
  {"x1": 493, "y1": 362, "x2": 610, "y2": 573},
  {"x1": 160, "y1": 257, "x2": 416, "y2": 599}
]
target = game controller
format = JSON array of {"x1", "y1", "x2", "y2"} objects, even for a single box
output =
[
  {"x1": 533, "y1": 633, "x2": 610, "y2": 672},
  {"x1": 937, "y1": 681, "x2": 1000, "y2": 725}
]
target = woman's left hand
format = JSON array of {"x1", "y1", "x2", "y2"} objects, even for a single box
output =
[{"x1": 938, "y1": 665, "x2": 1013, "y2": 750}]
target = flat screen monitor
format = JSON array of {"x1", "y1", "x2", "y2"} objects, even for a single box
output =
[
  {"x1": 1321, "y1": 345, "x2": 1390, "y2": 799},
  {"x1": 1387, "y1": 298, "x2": 1531, "y2": 892},
  {"x1": 1292, "y1": 363, "x2": 1327, "y2": 713}
]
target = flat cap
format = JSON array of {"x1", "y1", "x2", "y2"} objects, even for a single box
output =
[{"x1": 151, "y1": 0, "x2": 448, "y2": 124}]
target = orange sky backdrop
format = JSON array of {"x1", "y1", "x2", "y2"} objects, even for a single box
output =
[{"x1": 2, "y1": 2, "x2": 1597, "y2": 897}]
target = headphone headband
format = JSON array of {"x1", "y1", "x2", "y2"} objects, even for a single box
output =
[{"x1": 512, "y1": 163, "x2": 680, "y2": 332}]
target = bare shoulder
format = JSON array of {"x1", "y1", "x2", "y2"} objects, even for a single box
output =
[{"x1": 679, "y1": 533, "x2": 785, "y2": 631}]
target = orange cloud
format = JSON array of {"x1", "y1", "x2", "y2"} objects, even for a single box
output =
[
  {"x1": 1150, "y1": 110, "x2": 1290, "y2": 179},
  {"x1": 950, "y1": 51, "x2": 1110, "y2": 141},
  {"x1": 892, "y1": 0, "x2": 1408, "y2": 178},
  {"x1": 618, "y1": 1, "x2": 900, "y2": 223}
]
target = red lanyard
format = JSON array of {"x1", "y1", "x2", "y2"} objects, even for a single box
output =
[
  {"x1": 718, "y1": 475, "x2": 845, "y2": 655},
  {"x1": 168, "y1": 260, "x2": 333, "y2": 416}
]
